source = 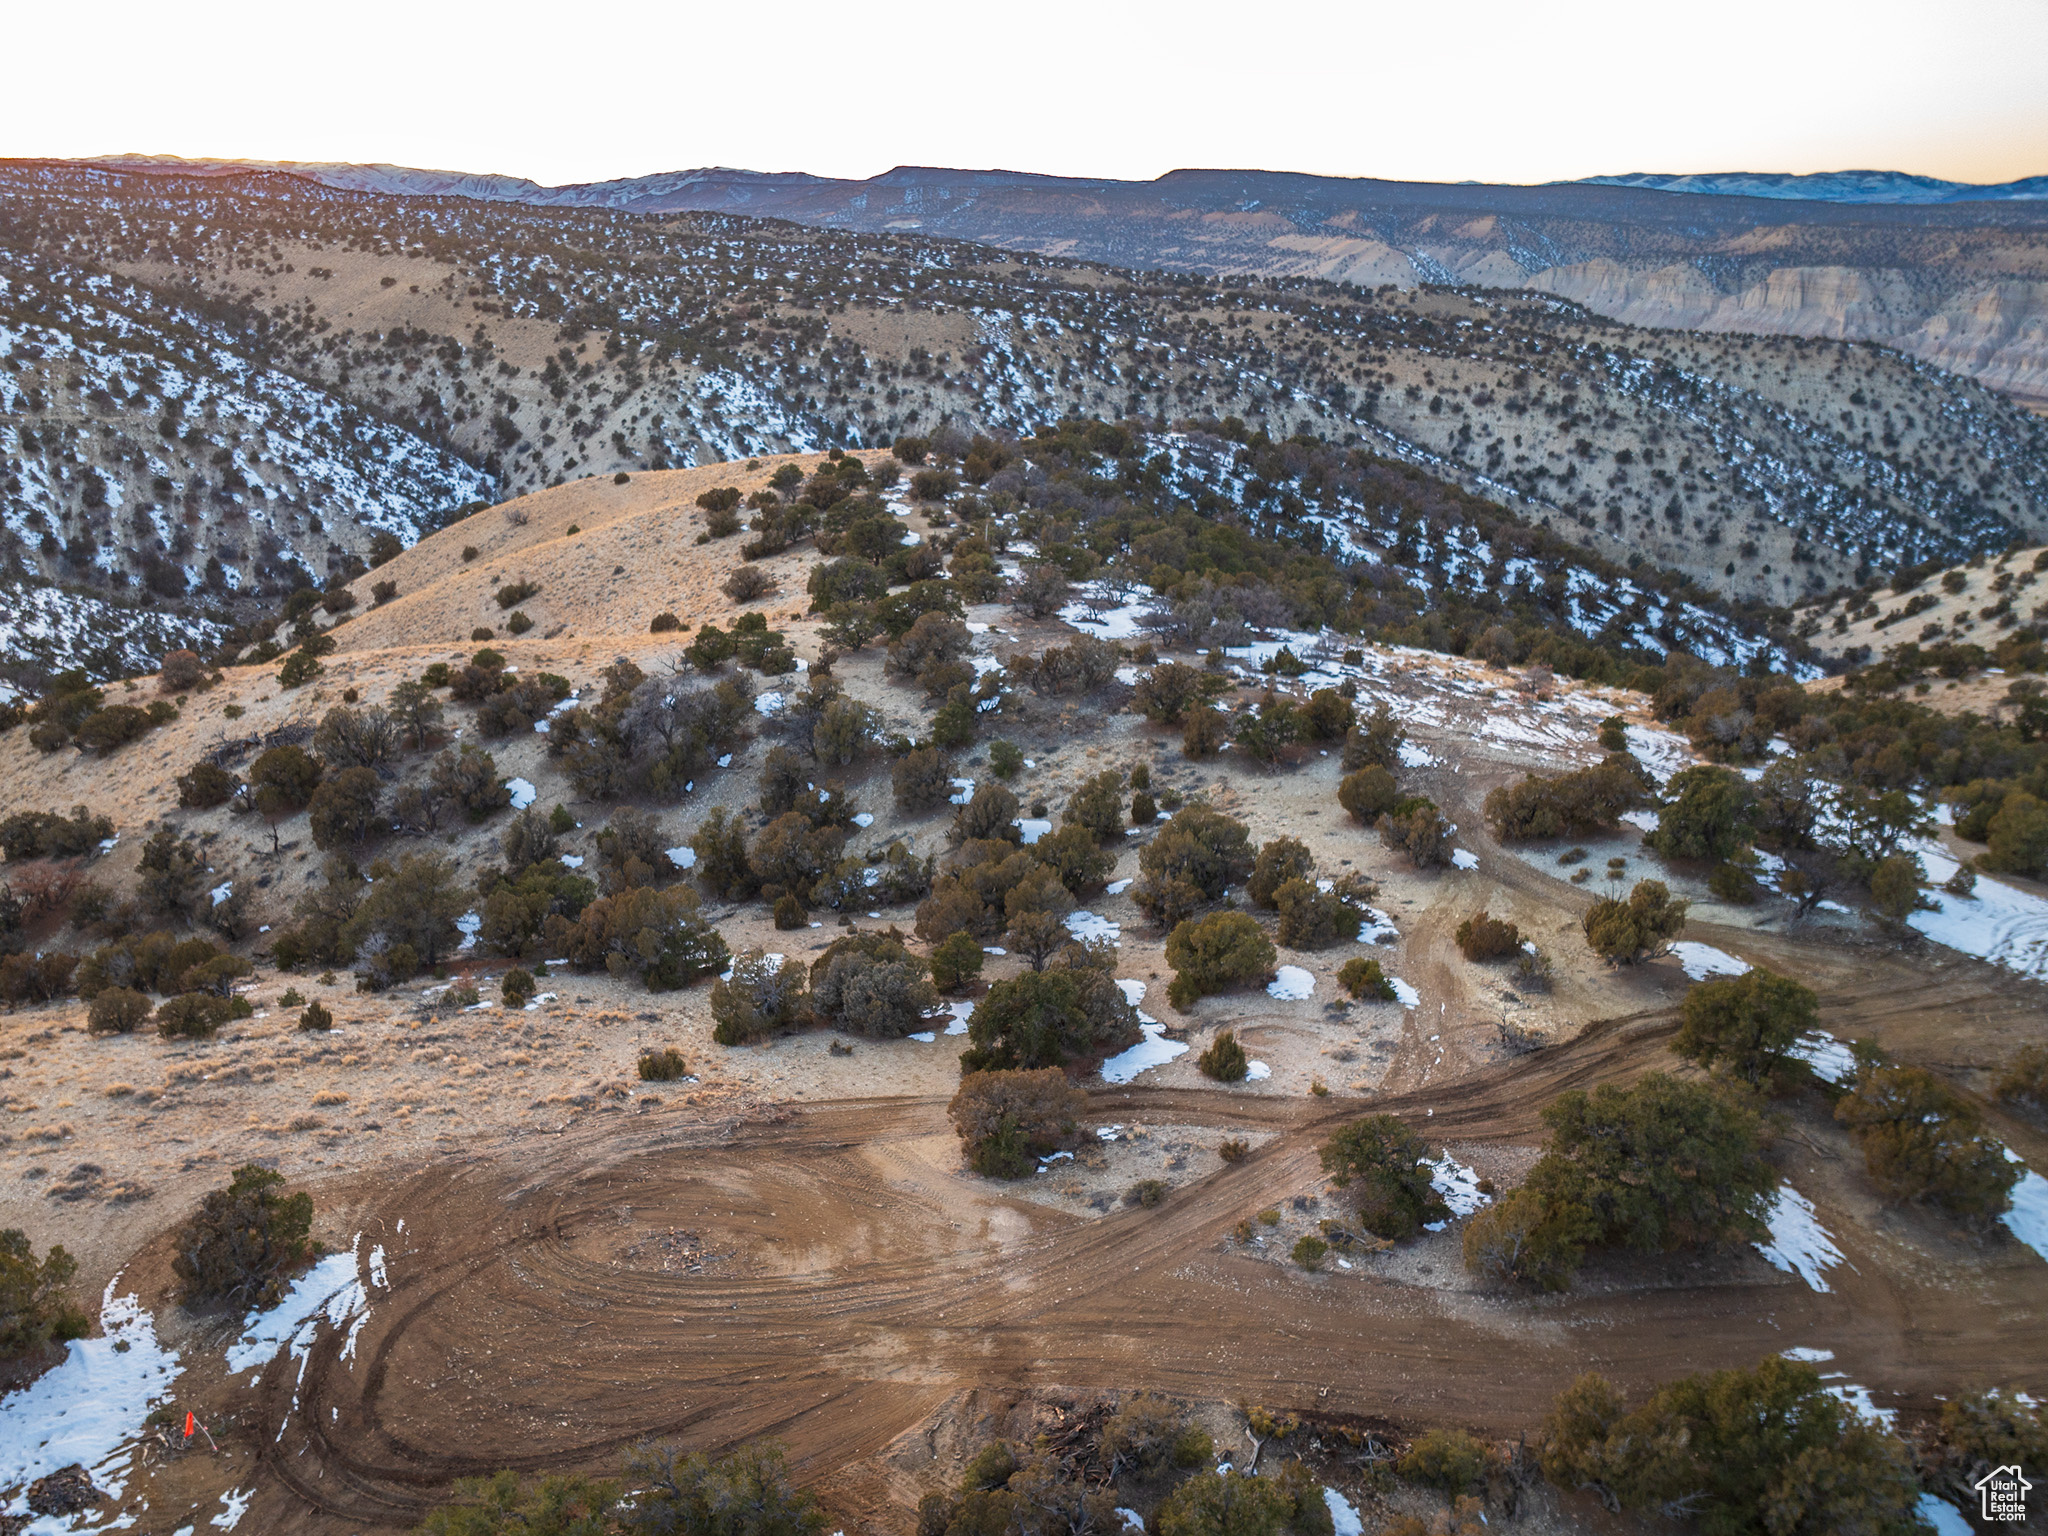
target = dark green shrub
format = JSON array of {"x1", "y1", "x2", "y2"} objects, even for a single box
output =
[
  {"x1": 638, "y1": 1047, "x2": 691, "y2": 1082},
  {"x1": 1835, "y1": 1065, "x2": 2018, "y2": 1222},
  {"x1": 710, "y1": 950, "x2": 811, "y2": 1044},
  {"x1": 929, "y1": 930, "x2": 984, "y2": 993},
  {"x1": 809, "y1": 930, "x2": 936, "y2": 1037},
  {"x1": 172, "y1": 1163, "x2": 314, "y2": 1307},
  {"x1": 88, "y1": 986, "x2": 152, "y2": 1034},
  {"x1": 1247, "y1": 837, "x2": 1315, "y2": 908},
  {"x1": 1538, "y1": 1357, "x2": 1921, "y2": 1534},
  {"x1": 0, "y1": 1229, "x2": 89, "y2": 1358},
  {"x1": 1274, "y1": 880, "x2": 1361, "y2": 949},
  {"x1": 1, "y1": 805, "x2": 114, "y2": 860},
  {"x1": 1165, "y1": 912, "x2": 1274, "y2": 1008},
  {"x1": 1398, "y1": 1429, "x2": 1490, "y2": 1493},
  {"x1": 545, "y1": 886, "x2": 730, "y2": 992},
  {"x1": 0, "y1": 951, "x2": 79, "y2": 1004},
  {"x1": 1997, "y1": 1043, "x2": 2048, "y2": 1110},
  {"x1": 1134, "y1": 805, "x2": 1256, "y2": 927},
  {"x1": 1647, "y1": 765, "x2": 1758, "y2": 863},
  {"x1": 961, "y1": 964, "x2": 1139, "y2": 1071},
  {"x1": 1098, "y1": 1394, "x2": 1213, "y2": 1475},
  {"x1": 1320, "y1": 1114, "x2": 1448, "y2": 1240},
  {"x1": 1673, "y1": 967, "x2": 1816, "y2": 1088},
  {"x1": 1485, "y1": 755, "x2": 1651, "y2": 841},
  {"x1": 156, "y1": 992, "x2": 234, "y2": 1038},
  {"x1": 1582, "y1": 880, "x2": 1688, "y2": 964},
  {"x1": 949, "y1": 1068, "x2": 1085, "y2": 1178},
  {"x1": 893, "y1": 746, "x2": 954, "y2": 811},
  {"x1": 176, "y1": 760, "x2": 238, "y2": 809},
  {"x1": 1377, "y1": 797, "x2": 1455, "y2": 867},
  {"x1": 1197, "y1": 1029, "x2": 1250, "y2": 1082},
  {"x1": 500, "y1": 969, "x2": 536, "y2": 1009},
  {"x1": 1454, "y1": 911, "x2": 1522, "y2": 961}
]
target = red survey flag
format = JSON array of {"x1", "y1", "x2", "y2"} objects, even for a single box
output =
[{"x1": 184, "y1": 1411, "x2": 196, "y2": 1438}]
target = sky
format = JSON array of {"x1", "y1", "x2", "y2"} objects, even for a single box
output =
[{"x1": 10, "y1": 0, "x2": 2046, "y2": 188}]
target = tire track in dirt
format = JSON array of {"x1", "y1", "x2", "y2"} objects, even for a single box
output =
[{"x1": 238, "y1": 1004, "x2": 2048, "y2": 1532}]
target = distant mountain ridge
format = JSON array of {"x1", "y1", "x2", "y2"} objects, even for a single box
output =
[
  {"x1": 83, "y1": 154, "x2": 2048, "y2": 208},
  {"x1": 1573, "y1": 169, "x2": 2048, "y2": 204}
]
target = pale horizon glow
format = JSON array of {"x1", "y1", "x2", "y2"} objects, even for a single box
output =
[{"x1": 8, "y1": 0, "x2": 2046, "y2": 190}]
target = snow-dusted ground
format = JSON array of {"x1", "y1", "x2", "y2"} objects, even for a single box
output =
[
  {"x1": 0, "y1": 1281, "x2": 182, "y2": 1528},
  {"x1": 1754, "y1": 1185, "x2": 1849, "y2": 1292}
]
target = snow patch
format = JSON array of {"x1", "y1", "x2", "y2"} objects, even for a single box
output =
[
  {"x1": 223, "y1": 1235, "x2": 388, "y2": 1377},
  {"x1": 1017, "y1": 818, "x2": 1053, "y2": 844},
  {"x1": 2000, "y1": 1150, "x2": 2048, "y2": 1262},
  {"x1": 1321, "y1": 1489, "x2": 1363, "y2": 1536},
  {"x1": 1754, "y1": 1185, "x2": 1848, "y2": 1292},
  {"x1": 666, "y1": 845, "x2": 697, "y2": 870},
  {"x1": 1790, "y1": 1032, "x2": 1856, "y2": 1085},
  {"x1": 1267, "y1": 965, "x2": 1315, "y2": 1000},
  {"x1": 1671, "y1": 941, "x2": 1751, "y2": 981},
  {"x1": 1244, "y1": 1060, "x2": 1272, "y2": 1081},
  {"x1": 1065, "y1": 910, "x2": 1120, "y2": 944},
  {"x1": 1917, "y1": 1494, "x2": 1975, "y2": 1536},
  {"x1": 505, "y1": 777, "x2": 536, "y2": 810},
  {"x1": 1423, "y1": 1155, "x2": 1493, "y2": 1229},
  {"x1": 212, "y1": 1486, "x2": 255, "y2": 1530},
  {"x1": 1449, "y1": 849, "x2": 1479, "y2": 870}
]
